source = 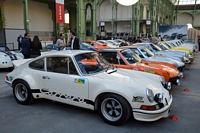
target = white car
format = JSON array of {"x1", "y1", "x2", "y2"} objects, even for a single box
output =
[
  {"x1": 96, "y1": 40, "x2": 118, "y2": 48},
  {"x1": 0, "y1": 46, "x2": 24, "y2": 68},
  {"x1": 5, "y1": 50, "x2": 172, "y2": 125}
]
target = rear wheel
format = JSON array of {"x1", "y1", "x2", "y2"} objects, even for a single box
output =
[
  {"x1": 13, "y1": 80, "x2": 35, "y2": 105},
  {"x1": 98, "y1": 94, "x2": 131, "y2": 126}
]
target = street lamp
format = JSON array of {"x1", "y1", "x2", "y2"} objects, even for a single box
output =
[{"x1": 116, "y1": 0, "x2": 139, "y2": 6}]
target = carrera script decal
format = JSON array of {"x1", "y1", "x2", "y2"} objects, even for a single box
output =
[
  {"x1": 132, "y1": 96, "x2": 144, "y2": 103},
  {"x1": 74, "y1": 78, "x2": 86, "y2": 84},
  {"x1": 144, "y1": 69, "x2": 155, "y2": 74},
  {"x1": 40, "y1": 88, "x2": 86, "y2": 103}
]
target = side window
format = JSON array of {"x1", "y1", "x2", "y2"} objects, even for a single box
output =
[
  {"x1": 47, "y1": 57, "x2": 78, "y2": 75},
  {"x1": 68, "y1": 58, "x2": 78, "y2": 75},
  {"x1": 47, "y1": 57, "x2": 68, "y2": 74},
  {"x1": 29, "y1": 58, "x2": 44, "y2": 70}
]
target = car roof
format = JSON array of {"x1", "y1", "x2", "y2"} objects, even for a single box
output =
[
  {"x1": 40, "y1": 50, "x2": 94, "y2": 57},
  {"x1": 121, "y1": 46, "x2": 138, "y2": 49},
  {"x1": 133, "y1": 43, "x2": 152, "y2": 45},
  {"x1": 98, "y1": 47, "x2": 135, "y2": 52}
]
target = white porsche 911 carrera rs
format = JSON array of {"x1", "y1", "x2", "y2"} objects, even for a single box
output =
[{"x1": 5, "y1": 50, "x2": 172, "y2": 126}]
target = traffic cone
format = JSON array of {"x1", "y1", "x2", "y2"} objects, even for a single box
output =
[
  {"x1": 169, "y1": 115, "x2": 179, "y2": 120},
  {"x1": 183, "y1": 76, "x2": 188, "y2": 79},
  {"x1": 183, "y1": 88, "x2": 190, "y2": 92}
]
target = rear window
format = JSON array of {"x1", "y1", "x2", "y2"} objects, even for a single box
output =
[{"x1": 29, "y1": 58, "x2": 44, "y2": 71}]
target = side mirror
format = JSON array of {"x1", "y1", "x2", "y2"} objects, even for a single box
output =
[{"x1": 116, "y1": 54, "x2": 121, "y2": 59}]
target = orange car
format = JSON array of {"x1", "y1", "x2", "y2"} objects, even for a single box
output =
[
  {"x1": 85, "y1": 40, "x2": 110, "y2": 50},
  {"x1": 98, "y1": 48, "x2": 182, "y2": 86}
]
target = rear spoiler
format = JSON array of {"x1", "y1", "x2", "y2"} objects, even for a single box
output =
[{"x1": 12, "y1": 59, "x2": 32, "y2": 68}]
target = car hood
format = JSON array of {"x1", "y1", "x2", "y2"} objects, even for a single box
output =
[
  {"x1": 91, "y1": 69, "x2": 164, "y2": 92},
  {"x1": 155, "y1": 51, "x2": 183, "y2": 58},
  {"x1": 146, "y1": 56, "x2": 181, "y2": 67},
  {"x1": 1, "y1": 51, "x2": 17, "y2": 60}
]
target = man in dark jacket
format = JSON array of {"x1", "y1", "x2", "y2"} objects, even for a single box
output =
[
  {"x1": 21, "y1": 33, "x2": 31, "y2": 59},
  {"x1": 68, "y1": 31, "x2": 80, "y2": 50},
  {"x1": 133, "y1": 36, "x2": 142, "y2": 43},
  {"x1": 17, "y1": 34, "x2": 23, "y2": 50},
  {"x1": 198, "y1": 35, "x2": 200, "y2": 51}
]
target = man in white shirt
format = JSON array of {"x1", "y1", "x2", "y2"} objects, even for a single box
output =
[{"x1": 56, "y1": 33, "x2": 67, "y2": 50}]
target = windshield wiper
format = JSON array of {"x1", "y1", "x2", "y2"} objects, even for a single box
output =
[
  {"x1": 107, "y1": 69, "x2": 117, "y2": 74},
  {"x1": 105, "y1": 64, "x2": 115, "y2": 72}
]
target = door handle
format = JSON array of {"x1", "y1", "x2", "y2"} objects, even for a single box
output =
[{"x1": 42, "y1": 76, "x2": 50, "y2": 79}]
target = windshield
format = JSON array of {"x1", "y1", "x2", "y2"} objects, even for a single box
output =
[
  {"x1": 158, "y1": 43, "x2": 169, "y2": 50},
  {"x1": 168, "y1": 42, "x2": 176, "y2": 47},
  {"x1": 130, "y1": 48, "x2": 144, "y2": 59},
  {"x1": 120, "y1": 49, "x2": 141, "y2": 64},
  {"x1": 81, "y1": 42, "x2": 93, "y2": 48},
  {"x1": 74, "y1": 52, "x2": 110, "y2": 75},
  {"x1": 149, "y1": 44, "x2": 162, "y2": 51},
  {"x1": 107, "y1": 41, "x2": 115, "y2": 44},
  {"x1": 140, "y1": 47, "x2": 154, "y2": 57}
]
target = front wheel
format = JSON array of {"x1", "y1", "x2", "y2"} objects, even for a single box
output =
[
  {"x1": 13, "y1": 80, "x2": 35, "y2": 105},
  {"x1": 98, "y1": 94, "x2": 131, "y2": 126}
]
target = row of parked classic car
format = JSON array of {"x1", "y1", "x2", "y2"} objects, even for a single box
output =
[{"x1": 3, "y1": 38, "x2": 198, "y2": 126}]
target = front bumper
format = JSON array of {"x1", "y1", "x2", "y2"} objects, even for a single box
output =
[
  {"x1": 5, "y1": 80, "x2": 12, "y2": 87},
  {"x1": 169, "y1": 74, "x2": 181, "y2": 86},
  {"x1": 0, "y1": 60, "x2": 13, "y2": 68},
  {"x1": 177, "y1": 65, "x2": 185, "y2": 72},
  {"x1": 133, "y1": 95, "x2": 173, "y2": 122}
]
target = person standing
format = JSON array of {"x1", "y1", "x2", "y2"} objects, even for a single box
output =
[
  {"x1": 198, "y1": 35, "x2": 200, "y2": 51},
  {"x1": 30, "y1": 35, "x2": 42, "y2": 58},
  {"x1": 17, "y1": 34, "x2": 23, "y2": 50},
  {"x1": 133, "y1": 36, "x2": 142, "y2": 43},
  {"x1": 21, "y1": 33, "x2": 31, "y2": 59},
  {"x1": 148, "y1": 35, "x2": 159, "y2": 45},
  {"x1": 56, "y1": 33, "x2": 67, "y2": 50},
  {"x1": 68, "y1": 31, "x2": 80, "y2": 50}
]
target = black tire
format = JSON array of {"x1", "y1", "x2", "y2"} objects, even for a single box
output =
[
  {"x1": 13, "y1": 80, "x2": 35, "y2": 105},
  {"x1": 98, "y1": 94, "x2": 131, "y2": 126}
]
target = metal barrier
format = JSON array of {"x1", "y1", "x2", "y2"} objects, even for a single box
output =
[{"x1": 0, "y1": 43, "x2": 15, "y2": 50}]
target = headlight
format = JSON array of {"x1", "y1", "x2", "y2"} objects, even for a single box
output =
[
  {"x1": 160, "y1": 76, "x2": 171, "y2": 90},
  {"x1": 146, "y1": 88, "x2": 154, "y2": 103},
  {"x1": 154, "y1": 93, "x2": 163, "y2": 103},
  {"x1": 159, "y1": 76, "x2": 165, "y2": 85}
]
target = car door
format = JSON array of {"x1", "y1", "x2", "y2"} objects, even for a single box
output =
[{"x1": 41, "y1": 56, "x2": 89, "y2": 108}]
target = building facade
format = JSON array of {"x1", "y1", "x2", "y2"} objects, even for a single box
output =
[{"x1": 0, "y1": 0, "x2": 200, "y2": 42}]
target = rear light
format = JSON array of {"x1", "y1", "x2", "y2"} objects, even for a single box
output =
[{"x1": 140, "y1": 105, "x2": 159, "y2": 110}]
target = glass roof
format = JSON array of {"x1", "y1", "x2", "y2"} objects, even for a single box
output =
[{"x1": 175, "y1": 0, "x2": 200, "y2": 5}]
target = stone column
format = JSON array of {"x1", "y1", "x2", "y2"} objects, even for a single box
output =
[
  {"x1": 92, "y1": 0, "x2": 97, "y2": 40},
  {"x1": 77, "y1": 0, "x2": 86, "y2": 42},
  {"x1": 131, "y1": 5, "x2": 136, "y2": 36},
  {"x1": 135, "y1": 2, "x2": 140, "y2": 36},
  {"x1": 23, "y1": 0, "x2": 29, "y2": 32}
]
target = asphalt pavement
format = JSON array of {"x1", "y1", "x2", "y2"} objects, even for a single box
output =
[{"x1": 0, "y1": 53, "x2": 200, "y2": 133}]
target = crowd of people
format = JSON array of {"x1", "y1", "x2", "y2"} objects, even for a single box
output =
[
  {"x1": 96, "y1": 33, "x2": 161, "y2": 45},
  {"x1": 17, "y1": 31, "x2": 80, "y2": 59},
  {"x1": 17, "y1": 31, "x2": 199, "y2": 59}
]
